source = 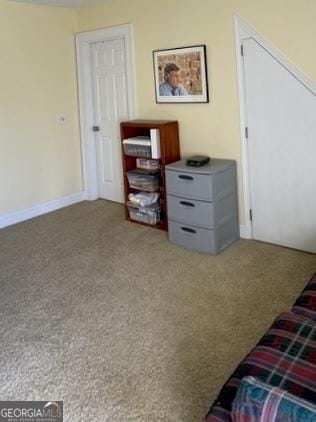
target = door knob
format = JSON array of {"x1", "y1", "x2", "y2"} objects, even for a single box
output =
[{"x1": 92, "y1": 126, "x2": 100, "y2": 132}]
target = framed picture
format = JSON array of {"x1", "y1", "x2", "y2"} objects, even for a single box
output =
[{"x1": 153, "y1": 45, "x2": 209, "y2": 103}]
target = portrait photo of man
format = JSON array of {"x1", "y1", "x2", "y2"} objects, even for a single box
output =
[
  {"x1": 159, "y1": 62, "x2": 188, "y2": 96},
  {"x1": 153, "y1": 45, "x2": 209, "y2": 103}
]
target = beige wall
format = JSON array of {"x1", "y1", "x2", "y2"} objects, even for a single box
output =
[
  {"x1": 2, "y1": 0, "x2": 315, "y2": 222},
  {"x1": 0, "y1": 1, "x2": 82, "y2": 215},
  {"x1": 76, "y1": 0, "x2": 316, "y2": 223}
]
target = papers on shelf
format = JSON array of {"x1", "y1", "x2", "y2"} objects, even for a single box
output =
[
  {"x1": 123, "y1": 136, "x2": 151, "y2": 145},
  {"x1": 128, "y1": 192, "x2": 159, "y2": 207}
]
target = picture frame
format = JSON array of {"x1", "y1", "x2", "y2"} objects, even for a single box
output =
[{"x1": 153, "y1": 45, "x2": 209, "y2": 103}]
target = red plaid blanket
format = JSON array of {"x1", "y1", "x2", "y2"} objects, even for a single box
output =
[{"x1": 205, "y1": 311, "x2": 316, "y2": 421}]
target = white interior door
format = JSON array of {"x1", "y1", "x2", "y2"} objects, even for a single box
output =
[
  {"x1": 243, "y1": 38, "x2": 316, "y2": 253},
  {"x1": 91, "y1": 38, "x2": 129, "y2": 203}
]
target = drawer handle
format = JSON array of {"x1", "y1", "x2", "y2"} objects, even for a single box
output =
[
  {"x1": 181, "y1": 227, "x2": 196, "y2": 234},
  {"x1": 179, "y1": 201, "x2": 195, "y2": 207},
  {"x1": 178, "y1": 174, "x2": 194, "y2": 181}
]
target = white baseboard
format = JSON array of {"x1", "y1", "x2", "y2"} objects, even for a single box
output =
[
  {"x1": 239, "y1": 224, "x2": 252, "y2": 239},
  {"x1": 0, "y1": 192, "x2": 87, "y2": 229}
]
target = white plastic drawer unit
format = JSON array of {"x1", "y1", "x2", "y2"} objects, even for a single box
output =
[{"x1": 165, "y1": 159, "x2": 239, "y2": 255}]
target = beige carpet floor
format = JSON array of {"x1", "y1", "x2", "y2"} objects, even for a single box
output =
[{"x1": 0, "y1": 200, "x2": 315, "y2": 421}]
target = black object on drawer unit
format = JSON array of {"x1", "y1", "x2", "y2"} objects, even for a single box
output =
[
  {"x1": 165, "y1": 159, "x2": 239, "y2": 255},
  {"x1": 186, "y1": 155, "x2": 210, "y2": 167}
]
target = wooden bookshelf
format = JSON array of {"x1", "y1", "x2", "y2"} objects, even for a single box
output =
[{"x1": 120, "y1": 120, "x2": 180, "y2": 231}]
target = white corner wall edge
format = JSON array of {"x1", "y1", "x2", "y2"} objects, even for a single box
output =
[
  {"x1": 239, "y1": 224, "x2": 251, "y2": 239},
  {"x1": 0, "y1": 192, "x2": 87, "y2": 229}
]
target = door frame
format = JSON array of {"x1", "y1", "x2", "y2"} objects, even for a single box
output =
[
  {"x1": 233, "y1": 15, "x2": 316, "y2": 239},
  {"x1": 76, "y1": 24, "x2": 136, "y2": 200}
]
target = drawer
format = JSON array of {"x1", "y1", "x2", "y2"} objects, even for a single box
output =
[
  {"x1": 167, "y1": 194, "x2": 215, "y2": 228},
  {"x1": 166, "y1": 169, "x2": 213, "y2": 200},
  {"x1": 166, "y1": 165, "x2": 237, "y2": 201},
  {"x1": 167, "y1": 193, "x2": 237, "y2": 229},
  {"x1": 168, "y1": 217, "x2": 239, "y2": 255}
]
